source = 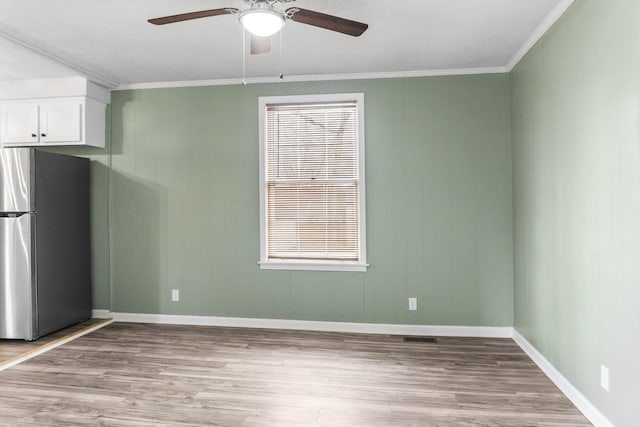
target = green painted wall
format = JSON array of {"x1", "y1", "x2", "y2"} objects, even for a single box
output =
[
  {"x1": 108, "y1": 75, "x2": 514, "y2": 326},
  {"x1": 511, "y1": 1, "x2": 640, "y2": 425}
]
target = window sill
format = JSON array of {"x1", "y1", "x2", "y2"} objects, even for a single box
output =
[{"x1": 259, "y1": 260, "x2": 368, "y2": 272}]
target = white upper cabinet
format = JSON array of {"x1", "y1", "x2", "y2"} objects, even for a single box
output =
[
  {"x1": 0, "y1": 97, "x2": 104, "y2": 148},
  {"x1": 39, "y1": 100, "x2": 83, "y2": 143},
  {"x1": 0, "y1": 103, "x2": 39, "y2": 144},
  {"x1": 0, "y1": 77, "x2": 110, "y2": 148}
]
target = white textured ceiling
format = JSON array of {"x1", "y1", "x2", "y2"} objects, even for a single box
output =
[{"x1": 0, "y1": 0, "x2": 569, "y2": 88}]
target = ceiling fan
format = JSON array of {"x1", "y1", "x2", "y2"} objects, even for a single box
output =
[{"x1": 148, "y1": 0, "x2": 368, "y2": 54}]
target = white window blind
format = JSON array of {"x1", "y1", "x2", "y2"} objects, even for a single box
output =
[{"x1": 261, "y1": 95, "x2": 366, "y2": 269}]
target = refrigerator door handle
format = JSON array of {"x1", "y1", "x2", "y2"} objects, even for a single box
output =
[{"x1": 0, "y1": 212, "x2": 29, "y2": 218}]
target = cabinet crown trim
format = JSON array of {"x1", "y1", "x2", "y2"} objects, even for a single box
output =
[{"x1": 0, "y1": 77, "x2": 110, "y2": 104}]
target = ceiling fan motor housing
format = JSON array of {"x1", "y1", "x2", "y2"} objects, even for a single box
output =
[{"x1": 239, "y1": 1, "x2": 286, "y2": 37}]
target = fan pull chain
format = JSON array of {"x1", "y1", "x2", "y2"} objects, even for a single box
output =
[
  {"x1": 279, "y1": 30, "x2": 284, "y2": 79},
  {"x1": 242, "y1": 28, "x2": 247, "y2": 85}
]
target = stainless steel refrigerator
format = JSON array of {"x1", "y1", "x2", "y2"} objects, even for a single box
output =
[{"x1": 0, "y1": 148, "x2": 91, "y2": 341}]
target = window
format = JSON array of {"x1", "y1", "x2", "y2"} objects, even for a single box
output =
[{"x1": 259, "y1": 93, "x2": 367, "y2": 272}]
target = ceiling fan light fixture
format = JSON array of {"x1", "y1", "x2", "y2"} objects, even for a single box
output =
[{"x1": 240, "y1": 7, "x2": 285, "y2": 37}]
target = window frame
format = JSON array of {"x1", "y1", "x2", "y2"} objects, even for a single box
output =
[{"x1": 258, "y1": 93, "x2": 367, "y2": 272}]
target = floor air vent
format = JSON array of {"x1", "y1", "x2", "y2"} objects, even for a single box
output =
[{"x1": 403, "y1": 336, "x2": 437, "y2": 343}]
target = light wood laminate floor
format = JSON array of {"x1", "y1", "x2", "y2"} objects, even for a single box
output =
[
  {"x1": 0, "y1": 323, "x2": 591, "y2": 426},
  {"x1": 0, "y1": 319, "x2": 110, "y2": 366}
]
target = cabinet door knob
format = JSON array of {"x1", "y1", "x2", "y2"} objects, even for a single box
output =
[
  {"x1": 31, "y1": 133, "x2": 37, "y2": 138},
  {"x1": 40, "y1": 133, "x2": 46, "y2": 137}
]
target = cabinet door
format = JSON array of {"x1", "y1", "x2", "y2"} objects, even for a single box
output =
[
  {"x1": 39, "y1": 101, "x2": 83, "y2": 143},
  {"x1": 0, "y1": 103, "x2": 39, "y2": 144}
]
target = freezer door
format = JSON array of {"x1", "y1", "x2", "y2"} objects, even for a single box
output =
[
  {"x1": 0, "y1": 213, "x2": 35, "y2": 340},
  {"x1": 0, "y1": 148, "x2": 32, "y2": 213}
]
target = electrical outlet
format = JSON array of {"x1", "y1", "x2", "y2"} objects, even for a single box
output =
[
  {"x1": 600, "y1": 365, "x2": 609, "y2": 392},
  {"x1": 171, "y1": 289, "x2": 180, "y2": 302},
  {"x1": 408, "y1": 297, "x2": 417, "y2": 311}
]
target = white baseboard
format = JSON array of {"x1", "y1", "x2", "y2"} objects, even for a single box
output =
[
  {"x1": 512, "y1": 329, "x2": 614, "y2": 427},
  {"x1": 109, "y1": 312, "x2": 513, "y2": 338},
  {"x1": 91, "y1": 309, "x2": 112, "y2": 319}
]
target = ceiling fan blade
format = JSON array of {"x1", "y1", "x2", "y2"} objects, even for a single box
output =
[
  {"x1": 285, "y1": 8, "x2": 368, "y2": 37},
  {"x1": 251, "y1": 36, "x2": 271, "y2": 55},
  {"x1": 148, "y1": 8, "x2": 238, "y2": 25}
]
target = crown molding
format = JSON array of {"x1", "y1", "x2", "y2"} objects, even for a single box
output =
[
  {"x1": 1, "y1": 1, "x2": 572, "y2": 91},
  {"x1": 505, "y1": 0, "x2": 575, "y2": 71},
  {"x1": 115, "y1": 67, "x2": 508, "y2": 91},
  {"x1": 0, "y1": 30, "x2": 117, "y2": 89}
]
